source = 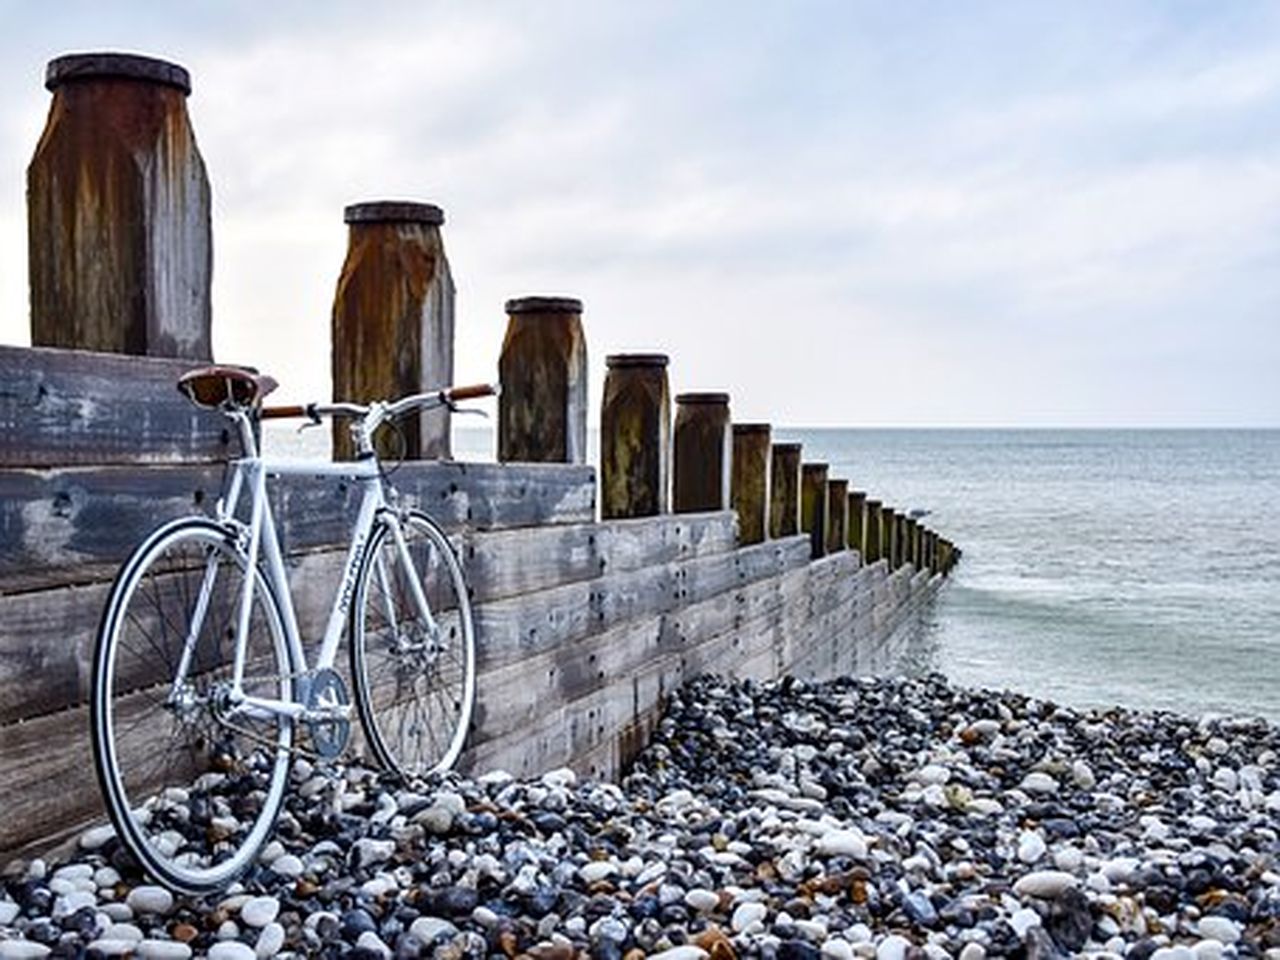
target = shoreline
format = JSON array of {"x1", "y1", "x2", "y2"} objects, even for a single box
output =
[{"x1": 2, "y1": 672, "x2": 1278, "y2": 958}]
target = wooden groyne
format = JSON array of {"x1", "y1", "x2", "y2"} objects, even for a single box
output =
[{"x1": 0, "y1": 52, "x2": 960, "y2": 862}]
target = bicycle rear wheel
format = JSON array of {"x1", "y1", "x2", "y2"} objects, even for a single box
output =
[
  {"x1": 351, "y1": 510, "x2": 475, "y2": 778},
  {"x1": 91, "y1": 518, "x2": 294, "y2": 893}
]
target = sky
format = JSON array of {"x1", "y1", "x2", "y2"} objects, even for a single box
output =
[{"x1": 0, "y1": 1, "x2": 1277, "y2": 427}]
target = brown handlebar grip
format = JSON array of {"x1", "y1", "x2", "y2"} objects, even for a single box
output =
[
  {"x1": 446, "y1": 383, "x2": 497, "y2": 402},
  {"x1": 260, "y1": 405, "x2": 307, "y2": 420}
]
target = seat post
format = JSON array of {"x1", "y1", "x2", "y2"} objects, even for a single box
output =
[{"x1": 232, "y1": 409, "x2": 259, "y2": 458}]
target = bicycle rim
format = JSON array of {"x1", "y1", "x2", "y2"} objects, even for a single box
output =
[
  {"x1": 90, "y1": 519, "x2": 294, "y2": 893},
  {"x1": 351, "y1": 510, "x2": 475, "y2": 778}
]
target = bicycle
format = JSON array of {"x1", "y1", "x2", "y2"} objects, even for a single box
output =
[{"x1": 89, "y1": 365, "x2": 496, "y2": 893}]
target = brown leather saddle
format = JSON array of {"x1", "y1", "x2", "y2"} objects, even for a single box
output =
[{"x1": 177, "y1": 365, "x2": 279, "y2": 410}]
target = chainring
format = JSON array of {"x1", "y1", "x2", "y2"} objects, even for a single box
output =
[{"x1": 305, "y1": 667, "x2": 351, "y2": 758}]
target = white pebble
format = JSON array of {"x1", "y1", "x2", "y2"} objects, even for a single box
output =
[
  {"x1": 410, "y1": 917, "x2": 458, "y2": 942},
  {"x1": 269, "y1": 854, "x2": 303, "y2": 880},
  {"x1": 1019, "y1": 772, "x2": 1059, "y2": 795},
  {"x1": 0, "y1": 946, "x2": 51, "y2": 960},
  {"x1": 822, "y1": 938, "x2": 855, "y2": 960},
  {"x1": 254, "y1": 921, "x2": 286, "y2": 958},
  {"x1": 355, "y1": 931, "x2": 392, "y2": 958},
  {"x1": 1071, "y1": 759, "x2": 1096, "y2": 789},
  {"x1": 80, "y1": 824, "x2": 117, "y2": 850},
  {"x1": 1017, "y1": 831, "x2": 1046, "y2": 864},
  {"x1": 85, "y1": 944, "x2": 134, "y2": 958},
  {"x1": 732, "y1": 900, "x2": 768, "y2": 933},
  {"x1": 649, "y1": 949, "x2": 709, "y2": 960},
  {"x1": 1009, "y1": 907, "x2": 1041, "y2": 937},
  {"x1": 1193, "y1": 940, "x2": 1225, "y2": 960},
  {"x1": 876, "y1": 934, "x2": 911, "y2": 960},
  {"x1": 102, "y1": 923, "x2": 144, "y2": 943},
  {"x1": 685, "y1": 889, "x2": 720, "y2": 912},
  {"x1": 208, "y1": 944, "x2": 255, "y2": 960},
  {"x1": 958, "y1": 945, "x2": 987, "y2": 960},
  {"x1": 135, "y1": 942, "x2": 193, "y2": 960},
  {"x1": 1053, "y1": 846, "x2": 1084, "y2": 871},
  {"x1": 815, "y1": 829, "x2": 867, "y2": 859},
  {"x1": 1013, "y1": 870, "x2": 1078, "y2": 898},
  {"x1": 579, "y1": 861, "x2": 617, "y2": 883},
  {"x1": 0, "y1": 901, "x2": 18, "y2": 926},
  {"x1": 1198, "y1": 916, "x2": 1241, "y2": 944},
  {"x1": 125, "y1": 886, "x2": 174, "y2": 915},
  {"x1": 240, "y1": 896, "x2": 280, "y2": 928}
]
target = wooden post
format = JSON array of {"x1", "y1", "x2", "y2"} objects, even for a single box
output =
[
  {"x1": 732, "y1": 424, "x2": 771, "y2": 545},
  {"x1": 332, "y1": 201, "x2": 454, "y2": 461},
  {"x1": 926, "y1": 531, "x2": 937, "y2": 572},
  {"x1": 601, "y1": 354, "x2": 670, "y2": 519},
  {"x1": 907, "y1": 518, "x2": 920, "y2": 568},
  {"x1": 769, "y1": 443, "x2": 802, "y2": 538},
  {"x1": 673, "y1": 393, "x2": 731, "y2": 514},
  {"x1": 847, "y1": 490, "x2": 866, "y2": 558},
  {"x1": 498, "y1": 296, "x2": 587, "y2": 463},
  {"x1": 800, "y1": 463, "x2": 829, "y2": 559},
  {"x1": 825, "y1": 479, "x2": 848, "y2": 555},
  {"x1": 29, "y1": 53, "x2": 211, "y2": 359},
  {"x1": 882, "y1": 507, "x2": 897, "y2": 568},
  {"x1": 897, "y1": 513, "x2": 909, "y2": 569},
  {"x1": 863, "y1": 498, "x2": 882, "y2": 563}
]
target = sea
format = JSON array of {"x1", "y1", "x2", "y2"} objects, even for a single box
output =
[{"x1": 285, "y1": 425, "x2": 1280, "y2": 723}]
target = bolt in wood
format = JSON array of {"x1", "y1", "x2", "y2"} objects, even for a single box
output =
[
  {"x1": 29, "y1": 53, "x2": 211, "y2": 359},
  {"x1": 769, "y1": 443, "x2": 802, "y2": 539},
  {"x1": 673, "y1": 393, "x2": 732, "y2": 514},
  {"x1": 732, "y1": 424, "x2": 771, "y2": 545},
  {"x1": 498, "y1": 296, "x2": 587, "y2": 464},
  {"x1": 847, "y1": 490, "x2": 866, "y2": 559},
  {"x1": 601, "y1": 354, "x2": 671, "y2": 519},
  {"x1": 825, "y1": 479, "x2": 848, "y2": 555},
  {"x1": 800, "y1": 463, "x2": 829, "y2": 559},
  {"x1": 332, "y1": 201, "x2": 454, "y2": 461}
]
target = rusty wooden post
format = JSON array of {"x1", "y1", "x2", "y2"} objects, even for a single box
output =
[
  {"x1": 601, "y1": 354, "x2": 670, "y2": 519},
  {"x1": 769, "y1": 443, "x2": 802, "y2": 539},
  {"x1": 673, "y1": 393, "x2": 731, "y2": 514},
  {"x1": 732, "y1": 424, "x2": 771, "y2": 545},
  {"x1": 825, "y1": 479, "x2": 848, "y2": 554},
  {"x1": 800, "y1": 463, "x2": 829, "y2": 559},
  {"x1": 29, "y1": 53, "x2": 211, "y2": 359},
  {"x1": 847, "y1": 490, "x2": 866, "y2": 559},
  {"x1": 332, "y1": 201, "x2": 454, "y2": 461},
  {"x1": 882, "y1": 507, "x2": 898, "y2": 568},
  {"x1": 498, "y1": 296, "x2": 587, "y2": 463},
  {"x1": 863, "y1": 499, "x2": 882, "y2": 563}
]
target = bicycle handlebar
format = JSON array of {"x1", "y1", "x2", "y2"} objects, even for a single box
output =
[{"x1": 259, "y1": 383, "x2": 498, "y2": 427}]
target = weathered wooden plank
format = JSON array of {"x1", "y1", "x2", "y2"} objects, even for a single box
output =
[
  {"x1": 472, "y1": 535, "x2": 809, "y2": 670},
  {"x1": 0, "y1": 512, "x2": 740, "y2": 726},
  {"x1": 0, "y1": 346, "x2": 231, "y2": 468},
  {"x1": 0, "y1": 460, "x2": 597, "y2": 594}
]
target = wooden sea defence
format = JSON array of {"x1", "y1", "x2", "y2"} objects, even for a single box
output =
[{"x1": 0, "y1": 52, "x2": 961, "y2": 861}]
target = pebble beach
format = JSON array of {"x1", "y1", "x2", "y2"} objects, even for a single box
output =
[{"x1": 3, "y1": 673, "x2": 1280, "y2": 959}]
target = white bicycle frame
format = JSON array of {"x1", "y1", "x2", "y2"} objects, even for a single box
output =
[{"x1": 171, "y1": 404, "x2": 439, "y2": 726}]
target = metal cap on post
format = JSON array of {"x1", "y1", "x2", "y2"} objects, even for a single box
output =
[
  {"x1": 864, "y1": 498, "x2": 882, "y2": 564},
  {"x1": 826, "y1": 479, "x2": 848, "y2": 555},
  {"x1": 498, "y1": 296, "x2": 587, "y2": 464},
  {"x1": 29, "y1": 52, "x2": 211, "y2": 359},
  {"x1": 732, "y1": 424, "x2": 771, "y2": 545},
  {"x1": 801, "y1": 463, "x2": 829, "y2": 559},
  {"x1": 769, "y1": 443, "x2": 802, "y2": 539},
  {"x1": 601, "y1": 354, "x2": 671, "y2": 519},
  {"x1": 847, "y1": 490, "x2": 866, "y2": 559},
  {"x1": 673, "y1": 393, "x2": 731, "y2": 514},
  {"x1": 332, "y1": 200, "x2": 454, "y2": 461}
]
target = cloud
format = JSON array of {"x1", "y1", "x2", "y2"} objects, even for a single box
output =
[{"x1": 0, "y1": 2, "x2": 1277, "y2": 424}]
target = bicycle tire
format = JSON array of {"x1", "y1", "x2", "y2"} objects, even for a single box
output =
[
  {"x1": 350, "y1": 509, "x2": 475, "y2": 778},
  {"x1": 90, "y1": 518, "x2": 294, "y2": 893}
]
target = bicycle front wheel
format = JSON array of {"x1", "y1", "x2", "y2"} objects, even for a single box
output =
[
  {"x1": 91, "y1": 518, "x2": 294, "y2": 893},
  {"x1": 351, "y1": 510, "x2": 475, "y2": 778}
]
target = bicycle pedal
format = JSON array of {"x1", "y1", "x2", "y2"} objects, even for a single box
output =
[{"x1": 305, "y1": 667, "x2": 351, "y2": 758}]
